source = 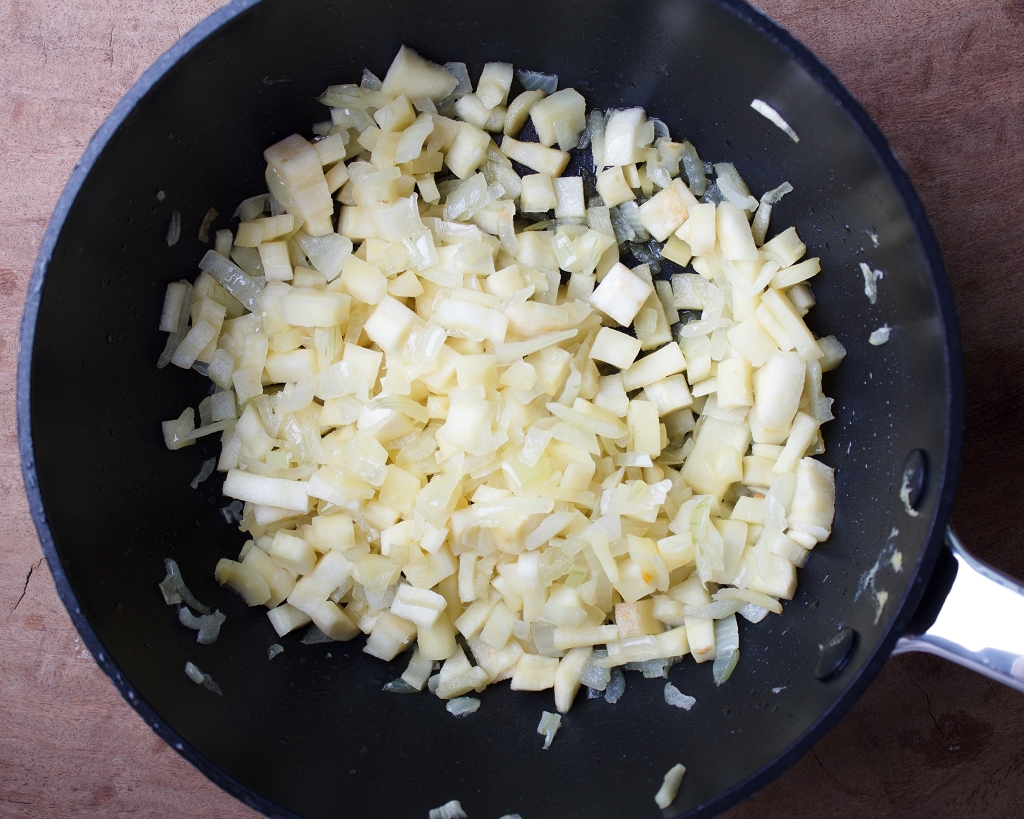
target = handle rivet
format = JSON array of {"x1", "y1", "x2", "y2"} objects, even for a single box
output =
[{"x1": 815, "y1": 627, "x2": 856, "y2": 680}]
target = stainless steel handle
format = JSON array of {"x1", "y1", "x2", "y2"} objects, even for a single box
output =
[{"x1": 893, "y1": 527, "x2": 1024, "y2": 693}]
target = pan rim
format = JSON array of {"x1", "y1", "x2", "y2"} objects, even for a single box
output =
[{"x1": 16, "y1": 1, "x2": 965, "y2": 817}]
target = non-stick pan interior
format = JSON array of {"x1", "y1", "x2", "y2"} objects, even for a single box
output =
[{"x1": 22, "y1": 0, "x2": 961, "y2": 817}]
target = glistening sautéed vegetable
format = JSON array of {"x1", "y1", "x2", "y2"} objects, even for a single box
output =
[{"x1": 159, "y1": 45, "x2": 840, "y2": 712}]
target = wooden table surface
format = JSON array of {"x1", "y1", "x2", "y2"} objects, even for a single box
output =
[{"x1": 2, "y1": 1, "x2": 1023, "y2": 817}]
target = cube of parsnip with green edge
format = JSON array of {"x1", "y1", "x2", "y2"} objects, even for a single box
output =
[
  {"x1": 639, "y1": 178, "x2": 698, "y2": 241},
  {"x1": 589, "y1": 327, "x2": 642, "y2": 369},
  {"x1": 214, "y1": 559, "x2": 271, "y2": 606},
  {"x1": 681, "y1": 202, "x2": 717, "y2": 256},
  {"x1": 589, "y1": 262, "x2": 654, "y2": 326},
  {"x1": 642, "y1": 374, "x2": 693, "y2": 415},
  {"x1": 716, "y1": 201, "x2": 759, "y2": 260},
  {"x1": 520, "y1": 173, "x2": 558, "y2": 213},
  {"x1": 530, "y1": 88, "x2": 587, "y2": 148},
  {"x1": 717, "y1": 357, "x2": 754, "y2": 408},
  {"x1": 446, "y1": 123, "x2": 492, "y2": 179},
  {"x1": 554, "y1": 175, "x2": 585, "y2": 218},
  {"x1": 595, "y1": 165, "x2": 636, "y2": 208},
  {"x1": 510, "y1": 654, "x2": 559, "y2": 691},
  {"x1": 381, "y1": 45, "x2": 458, "y2": 102},
  {"x1": 500, "y1": 135, "x2": 570, "y2": 177},
  {"x1": 267, "y1": 602, "x2": 312, "y2": 637},
  {"x1": 604, "y1": 108, "x2": 649, "y2": 166},
  {"x1": 620, "y1": 342, "x2": 687, "y2": 391}
]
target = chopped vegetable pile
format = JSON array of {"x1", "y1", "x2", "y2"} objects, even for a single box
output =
[{"x1": 159, "y1": 46, "x2": 840, "y2": 717}]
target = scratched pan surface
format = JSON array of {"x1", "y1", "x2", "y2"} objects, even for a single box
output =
[{"x1": 18, "y1": 0, "x2": 963, "y2": 817}]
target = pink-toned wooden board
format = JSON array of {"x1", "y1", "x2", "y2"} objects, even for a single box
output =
[{"x1": 2, "y1": 1, "x2": 1022, "y2": 817}]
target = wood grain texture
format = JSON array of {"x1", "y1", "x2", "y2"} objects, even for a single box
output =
[{"x1": 1, "y1": 1, "x2": 1022, "y2": 817}]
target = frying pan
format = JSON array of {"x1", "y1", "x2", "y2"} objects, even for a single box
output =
[{"x1": 17, "y1": 0, "x2": 1024, "y2": 817}]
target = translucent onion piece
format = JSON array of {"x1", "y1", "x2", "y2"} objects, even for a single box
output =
[
  {"x1": 516, "y1": 69, "x2": 558, "y2": 94},
  {"x1": 446, "y1": 696, "x2": 481, "y2": 716},
  {"x1": 268, "y1": 643, "x2": 284, "y2": 660},
  {"x1": 189, "y1": 458, "x2": 217, "y2": 489},
  {"x1": 184, "y1": 661, "x2": 222, "y2": 695},
  {"x1": 429, "y1": 800, "x2": 468, "y2": 819},
  {"x1": 159, "y1": 558, "x2": 210, "y2": 614},
  {"x1": 178, "y1": 607, "x2": 226, "y2": 644},
  {"x1": 712, "y1": 614, "x2": 740, "y2": 686},
  {"x1": 537, "y1": 710, "x2": 562, "y2": 749},
  {"x1": 664, "y1": 682, "x2": 696, "y2": 710},
  {"x1": 198, "y1": 250, "x2": 263, "y2": 312},
  {"x1": 166, "y1": 209, "x2": 181, "y2": 246},
  {"x1": 157, "y1": 280, "x2": 193, "y2": 369},
  {"x1": 604, "y1": 667, "x2": 626, "y2": 703}
]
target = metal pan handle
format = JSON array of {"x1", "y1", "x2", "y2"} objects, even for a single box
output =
[{"x1": 892, "y1": 527, "x2": 1024, "y2": 692}]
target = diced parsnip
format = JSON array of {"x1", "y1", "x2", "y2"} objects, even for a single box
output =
[
  {"x1": 628, "y1": 399, "x2": 661, "y2": 457},
  {"x1": 520, "y1": 173, "x2": 558, "y2": 213},
  {"x1": 716, "y1": 201, "x2": 759, "y2": 260},
  {"x1": 788, "y1": 457, "x2": 835, "y2": 543},
  {"x1": 754, "y1": 351, "x2": 806, "y2": 433},
  {"x1": 595, "y1": 166, "x2": 636, "y2": 208},
  {"x1": 215, "y1": 559, "x2": 271, "y2": 606},
  {"x1": 745, "y1": 546, "x2": 798, "y2": 600},
  {"x1": 223, "y1": 470, "x2": 311, "y2": 513},
  {"x1": 390, "y1": 585, "x2": 447, "y2": 629},
  {"x1": 280, "y1": 288, "x2": 350, "y2": 327},
  {"x1": 682, "y1": 202, "x2": 717, "y2": 256},
  {"x1": 589, "y1": 327, "x2": 642, "y2": 369},
  {"x1": 364, "y1": 611, "x2": 417, "y2": 661},
  {"x1": 311, "y1": 599, "x2": 361, "y2": 641},
  {"x1": 500, "y1": 135, "x2": 570, "y2": 177},
  {"x1": 258, "y1": 241, "x2": 293, "y2": 281},
  {"x1": 418, "y1": 610, "x2": 458, "y2": 661},
  {"x1": 554, "y1": 176, "x2": 585, "y2": 219},
  {"x1": 772, "y1": 257, "x2": 820, "y2": 289},
  {"x1": 818, "y1": 335, "x2": 847, "y2": 372},
  {"x1": 654, "y1": 764, "x2": 687, "y2": 810},
  {"x1": 589, "y1": 263, "x2": 654, "y2": 326},
  {"x1": 436, "y1": 646, "x2": 489, "y2": 699},
  {"x1": 264, "y1": 134, "x2": 334, "y2": 235},
  {"x1": 770, "y1": 533, "x2": 809, "y2": 567},
  {"x1": 773, "y1": 412, "x2": 821, "y2": 474},
  {"x1": 446, "y1": 123, "x2": 492, "y2": 179},
  {"x1": 234, "y1": 214, "x2": 295, "y2": 247},
  {"x1": 510, "y1": 654, "x2": 559, "y2": 691},
  {"x1": 454, "y1": 93, "x2": 496, "y2": 129},
  {"x1": 760, "y1": 288, "x2": 823, "y2": 360},
  {"x1": 684, "y1": 616, "x2": 715, "y2": 663},
  {"x1": 480, "y1": 601, "x2": 517, "y2": 650},
  {"x1": 620, "y1": 343, "x2": 687, "y2": 391},
  {"x1": 717, "y1": 357, "x2": 754, "y2": 408},
  {"x1": 530, "y1": 88, "x2": 587, "y2": 149},
  {"x1": 381, "y1": 46, "x2": 458, "y2": 102},
  {"x1": 267, "y1": 603, "x2": 312, "y2": 637},
  {"x1": 761, "y1": 226, "x2": 806, "y2": 268},
  {"x1": 614, "y1": 599, "x2": 660, "y2": 638},
  {"x1": 554, "y1": 646, "x2": 593, "y2": 713},
  {"x1": 504, "y1": 89, "x2": 546, "y2": 137},
  {"x1": 170, "y1": 320, "x2": 217, "y2": 369},
  {"x1": 604, "y1": 108, "x2": 649, "y2": 166},
  {"x1": 680, "y1": 416, "x2": 751, "y2": 498},
  {"x1": 639, "y1": 178, "x2": 697, "y2": 241}
]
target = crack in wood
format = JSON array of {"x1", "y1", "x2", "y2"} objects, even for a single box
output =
[{"x1": 12, "y1": 557, "x2": 45, "y2": 614}]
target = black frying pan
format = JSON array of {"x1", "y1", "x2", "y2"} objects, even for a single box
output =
[{"x1": 20, "y1": 0, "x2": 1016, "y2": 817}]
